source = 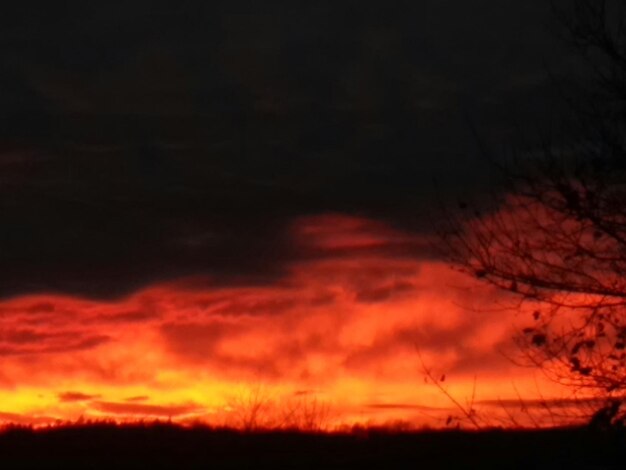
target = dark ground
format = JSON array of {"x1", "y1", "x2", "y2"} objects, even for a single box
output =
[{"x1": 0, "y1": 423, "x2": 624, "y2": 469}]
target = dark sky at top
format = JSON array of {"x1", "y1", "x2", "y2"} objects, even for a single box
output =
[{"x1": 0, "y1": 1, "x2": 577, "y2": 298}]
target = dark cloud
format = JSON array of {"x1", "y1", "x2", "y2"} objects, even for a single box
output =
[
  {"x1": 125, "y1": 396, "x2": 150, "y2": 402},
  {"x1": 479, "y1": 396, "x2": 621, "y2": 410},
  {"x1": 365, "y1": 403, "x2": 447, "y2": 411},
  {"x1": 210, "y1": 297, "x2": 299, "y2": 317},
  {"x1": 0, "y1": 326, "x2": 110, "y2": 356},
  {"x1": 94, "y1": 310, "x2": 158, "y2": 324},
  {"x1": 0, "y1": 304, "x2": 111, "y2": 356},
  {"x1": 354, "y1": 280, "x2": 415, "y2": 303},
  {"x1": 58, "y1": 391, "x2": 100, "y2": 403},
  {"x1": 16, "y1": 302, "x2": 57, "y2": 314},
  {"x1": 92, "y1": 401, "x2": 203, "y2": 417},
  {"x1": 0, "y1": 1, "x2": 573, "y2": 298}
]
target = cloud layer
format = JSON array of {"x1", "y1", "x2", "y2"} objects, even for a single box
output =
[
  {"x1": 0, "y1": 214, "x2": 570, "y2": 427},
  {"x1": 0, "y1": 0, "x2": 573, "y2": 300}
]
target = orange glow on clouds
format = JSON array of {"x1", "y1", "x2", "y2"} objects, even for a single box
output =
[{"x1": 0, "y1": 214, "x2": 574, "y2": 428}]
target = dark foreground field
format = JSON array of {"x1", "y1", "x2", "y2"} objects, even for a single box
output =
[{"x1": 0, "y1": 423, "x2": 624, "y2": 469}]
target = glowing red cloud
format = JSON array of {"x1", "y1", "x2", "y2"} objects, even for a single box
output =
[{"x1": 0, "y1": 214, "x2": 574, "y2": 428}]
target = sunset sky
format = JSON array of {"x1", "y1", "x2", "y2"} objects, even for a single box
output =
[{"x1": 0, "y1": 1, "x2": 586, "y2": 428}]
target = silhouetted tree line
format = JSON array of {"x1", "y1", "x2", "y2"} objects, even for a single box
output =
[
  {"x1": 0, "y1": 421, "x2": 624, "y2": 469},
  {"x1": 441, "y1": 0, "x2": 626, "y2": 427}
]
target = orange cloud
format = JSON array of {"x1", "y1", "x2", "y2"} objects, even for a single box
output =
[{"x1": 0, "y1": 214, "x2": 575, "y2": 428}]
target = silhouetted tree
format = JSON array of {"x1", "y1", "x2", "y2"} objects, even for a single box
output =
[
  {"x1": 440, "y1": 0, "x2": 626, "y2": 424},
  {"x1": 224, "y1": 385, "x2": 334, "y2": 432},
  {"x1": 588, "y1": 399, "x2": 622, "y2": 430}
]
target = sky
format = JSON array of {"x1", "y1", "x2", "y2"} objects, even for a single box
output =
[{"x1": 0, "y1": 1, "x2": 587, "y2": 427}]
